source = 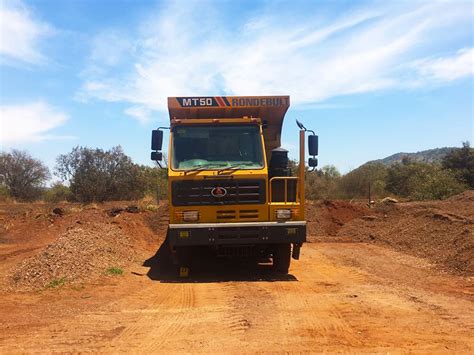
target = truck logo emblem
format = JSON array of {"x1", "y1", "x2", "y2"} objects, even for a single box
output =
[{"x1": 211, "y1": 187, "x2": 227, "y2": 198}]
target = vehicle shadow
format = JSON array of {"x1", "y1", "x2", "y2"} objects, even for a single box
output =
[{"x1": 143, "y1": 239, "x2": 298, "y2": 283}]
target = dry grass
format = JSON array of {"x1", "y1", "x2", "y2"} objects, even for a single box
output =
[{"x1": 137, "y1": 195, "x2": 159, "y2": 212}]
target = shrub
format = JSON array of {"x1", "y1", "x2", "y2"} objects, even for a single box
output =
[
  {"x1": 0, "y1": 185, "x2": 10, "y2": 201},
  {"x1": 43, "y1": 183, "x2": 72, "y2": 203},
  {"x1": 46, "y1": 277, "x2": 66, "y2": 288},
  {"x1": 338, "y1": 162, "x2": 388, "y2": 200},
  {"x1": 0, "y1": 150, "x2": 50, "y2": 201},
  {"x1": 386, "y1": 159, "x2": 465, "y2": 200},
  {"x1": 305, "y1": 165, "x2": 342, "y2": 200},
  {"x1": 138, "y1": 164, "x2": 168, "y2": 201},
  {"x1": 106, "y1": 267, "x2": 123, "y2": 276},
  {"x1": 442, "y1": 141, "x2": 474, "y2": 188},
  {"x1": 55, "y1": 146, "x2": 144, "y2": 202}
]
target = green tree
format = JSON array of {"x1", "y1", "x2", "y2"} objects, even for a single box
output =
[
  {"x1": 386, "y1": 159, "x2": 465, "y2": 200},
  {"x1": 43, "y1": 183, "x2": 73, "y2": 203},
  {"x1": 138, "y1": 164, "x2": 168, "y2": 200},
  {"x1": 305, "y1": 165, "x2": 341, "y2": 199},
  {"x1": 0, "y1": 185, "x2": 11, "y2": 201},
  {"x1": 0, "y1": 150, "x2": 50, "y2": 201},
  {"x1": 55, "y1": 146, "x2": 144, "y2": 202},
  {"x1": 442, "y1": 141, "x2": 474, "y2": 187},
  {"x1": 339, "y1": 162, "x2": 388, "y2": 199}
]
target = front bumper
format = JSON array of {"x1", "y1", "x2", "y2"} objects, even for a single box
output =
[{"x1": 168, "y1": 221, "x2": 306, "y2": 246}]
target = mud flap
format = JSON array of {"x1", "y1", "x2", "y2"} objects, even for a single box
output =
[
  {"x1": 175, "y1": 246, "x2": 191, "y2": 277},
  {"x1": 292, "y1": 243, "x2": 301, "y2": 260}
]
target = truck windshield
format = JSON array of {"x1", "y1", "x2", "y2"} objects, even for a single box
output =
[{"x1": 172, "y1": 125, "x2": 264, "y2": 170}]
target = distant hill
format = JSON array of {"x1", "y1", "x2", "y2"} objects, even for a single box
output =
[{"x1": 369, "y1": 147, "x2": 458, "y2": 166}]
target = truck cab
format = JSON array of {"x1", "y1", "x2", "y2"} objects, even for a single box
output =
[{"x1": 151, "y1": 96, "x2": 318, "y2": 275}]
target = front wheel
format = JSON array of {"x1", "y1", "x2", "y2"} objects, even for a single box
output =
[{"x1": 273, "y1": 243, "x2": 291, "y2": 273}]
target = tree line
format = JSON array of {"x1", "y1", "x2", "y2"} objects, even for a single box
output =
[
  {"x1": 0, "y1": 142, "x2": 472, "y2": 203},
  {"x1": 0, "y1": 146, "x2": 167, "y2": 203},
  {"x1": 305, "y1": 142, "x2": 473, "y2": 201}
]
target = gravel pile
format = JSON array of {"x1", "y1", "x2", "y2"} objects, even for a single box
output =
[{"x1": 10, "y1": 221, "x2": 136, "y2": 290}]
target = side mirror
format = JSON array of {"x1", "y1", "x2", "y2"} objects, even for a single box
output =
[
  {"x1": 308, "y1": 157, "x2": 318, "y2": 168},
  {"x1": 151, "y1": 130, "x2": 163, "y2": 151},
  {"x1": 151, "y1": 151, "x2": 163, "y2": 161},
  {"x1": 308, "y1": 135, "x2": 318, "y2": 156}
]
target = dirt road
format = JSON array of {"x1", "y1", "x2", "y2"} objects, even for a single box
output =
[{"x1": 1, "y1": 242, "x2": 473, "y2": 352}]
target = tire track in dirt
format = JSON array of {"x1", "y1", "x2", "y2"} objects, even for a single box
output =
[
  {"x1": 145, "y1": 284, "x2": 196, "y2": 352},
  {"x1": 313, "y1": 243, "x2": 474, "y2": 351},
  {"x1": 303, "y1": 255, "x2": 366, "y2": 348},
  {"x1": 222, "y1": 282, "x2": 274, "y2": 336},
  {"x1": 3, "y1": 275, "x2": 181, "y2": 351},
  {"x1": 1, "y1": 243, "x2": 474, "y2": 352},
  {"x1": 105, "y1": 281, "x2": 191, "y2": 350},
  {"x1": 270, "y1": 249, "x2": 366, "y2": 350}
]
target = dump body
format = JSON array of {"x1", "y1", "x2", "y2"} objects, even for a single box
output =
[
  {"x1": 168, "y1": 96, "x2": 290, "y2": 161},
  {"x1": 160, "y1": 96, "x2": 309, "y2": 272}
]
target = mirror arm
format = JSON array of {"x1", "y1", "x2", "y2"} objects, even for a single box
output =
[{"x1": 296, "y1": 119, "x2": 315, "y2": 136}]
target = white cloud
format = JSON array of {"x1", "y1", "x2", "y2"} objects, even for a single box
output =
[
  {"x1": 0, "y1": 101, "x2": 70, "y2": 145},
  {"x1": 78, "y1": 1, "x2": 473, "y2": 118},
  {"x1": 124, "y1": 105, "x2": 152, "y2": 124},
  {"x1": 0, "y1": 0, "x2": 53, "y2": 65},
  {"x1": 412, "y1": 48, "x2": 474, "y2": 82},
  {"x1": 79, "y1": 30, "x2": 134, "y2": 78}
]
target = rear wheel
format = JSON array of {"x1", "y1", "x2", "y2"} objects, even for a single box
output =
[{"x1": 273, "y1": 243, "x2": 291, "y2": 273}]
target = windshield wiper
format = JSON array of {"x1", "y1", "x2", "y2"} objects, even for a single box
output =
[
  {"x1": 184, "y1": 163, "x2": 226, "y2": 175},
  {"x1": 216, "y1": 163, "x2": 254, "y2": 174}
]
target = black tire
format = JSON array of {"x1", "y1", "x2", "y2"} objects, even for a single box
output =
[
  {"x1": 158, "y1": 237, "x2": 173, "y2": 271},
  {"x1": 273, "y1": 243, "x2": 291, "y2": 273}
]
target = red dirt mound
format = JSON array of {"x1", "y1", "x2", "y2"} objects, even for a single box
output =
[
  {"x1": 447, "y1": 189, "x2": 474, "y2": 202},
  {"x1": 306, "y1": 200, "x2": 373, "y2": 239},
  {"x1": 338, "y1": 200, "x2": 474, "y2": 276}
]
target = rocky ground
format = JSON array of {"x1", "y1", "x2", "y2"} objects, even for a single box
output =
[{"x1": 0, "y1": 193, "x2": 472, "y2": 352}]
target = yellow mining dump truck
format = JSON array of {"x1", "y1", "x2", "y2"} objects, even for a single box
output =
[{"x1": 151, "y1": 96, "x2": 318, "y2": 275}]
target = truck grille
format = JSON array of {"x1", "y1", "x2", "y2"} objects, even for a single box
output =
[
  {"x1": 172, "y1": 179, "x2": 265, "y2": 206},
  {"x1": 216, "y1": 209, "x2": 259, "y2": 221}
]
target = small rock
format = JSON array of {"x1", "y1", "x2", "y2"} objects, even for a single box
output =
[
  {"x1": 381, "y1": 197, "x2": 398, "y2": 204},
  {"x1": 125, "y1": 205, "x2": 140, "y2": 213},
  {"x1": 107, "y1": 208, "x2": 123, "y2": 217},
  {"x1": 52, "y1": 208, "x2": 64, "y2": 216}
]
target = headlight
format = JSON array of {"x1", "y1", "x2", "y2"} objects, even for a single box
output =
[
  {"x1": 182, "y1": 210, "x2": 199, "y2": 222},
  {"x1": 276, "y1": 209, "x2": 291, "y2": 220}
]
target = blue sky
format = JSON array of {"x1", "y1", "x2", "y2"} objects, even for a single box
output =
[{"x1": 0, "y1": 0, "x2": 473, "y2": 176}]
